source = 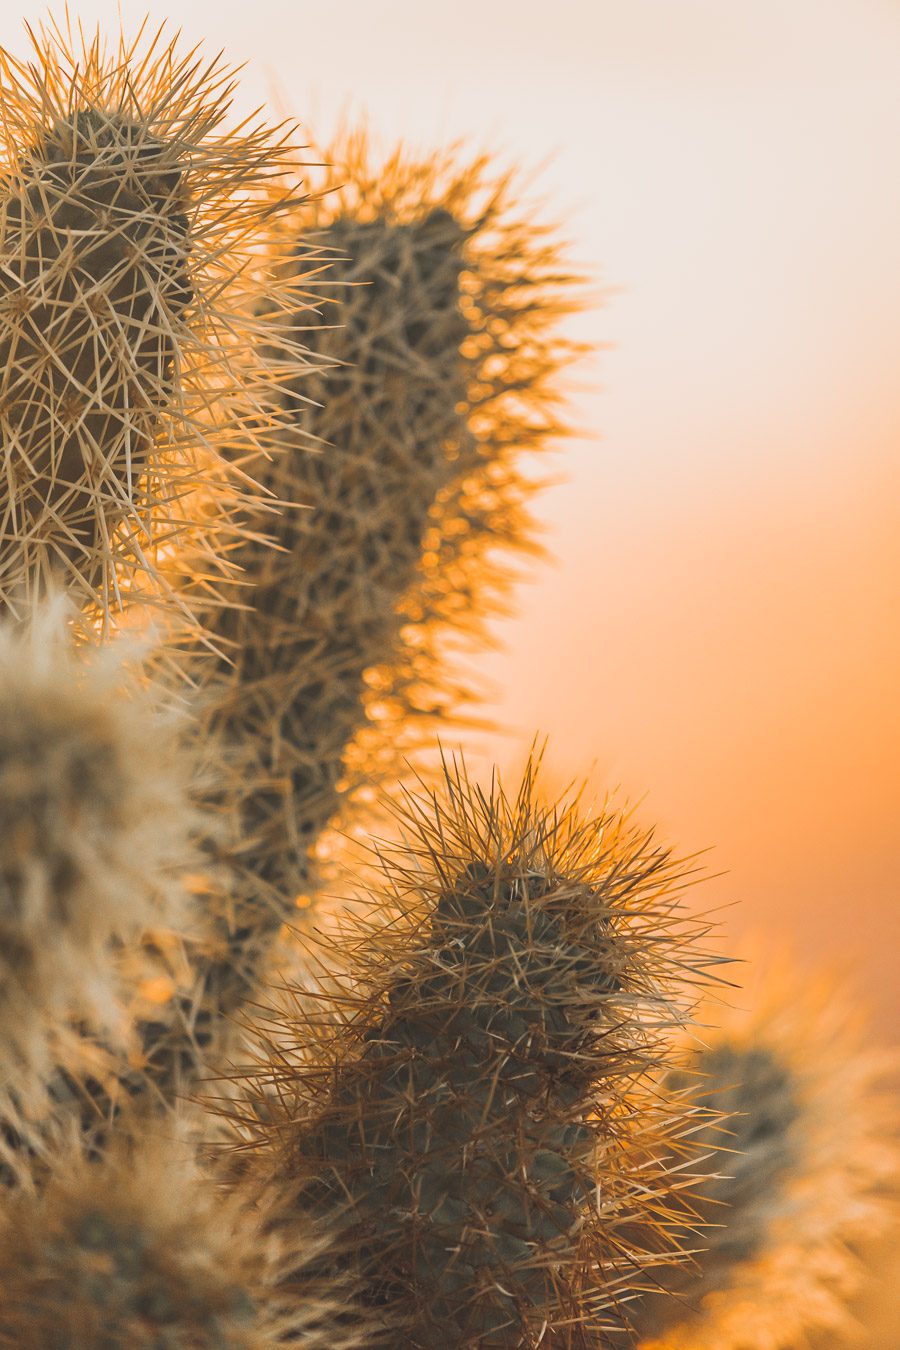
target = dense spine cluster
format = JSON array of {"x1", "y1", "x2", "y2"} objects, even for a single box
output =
[
  {"x1": 0, "y1": 18, "x2": 319, "y2": 652},
  {"x1": 213, "y1": 205, "x2": 471, "y2": 900},
  {"x1": 0, "y1": 599, "x2": 198, "y2": 1158},
  {"x1": 0, "y1": 15, "x2": 330, "y2": 1120},
  {"x1": 0, "y1": 108, "x2": 191, "y2": 600},
  {"x1": 0, "y1": 13, "x2": 893, "y2": 1350},
  {"x1": 188, "y1": 204, "x2": 471, "y2": 1022},
  {"x1": 237, "y1": 760, "x2": 719, "y2": 1347}
]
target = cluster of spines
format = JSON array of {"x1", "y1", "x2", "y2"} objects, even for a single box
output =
[
  {"x1": 0, "y1": 16, "x2": 893, "y2": 1350},
  {"x1": 0, "y1": 11, "x2": 336, "y2": 1129},
  {"x1": 0, "y1": 10, "x2": 358, "y2": 1297},
  {"x1": 630, "y1": 966, "x2": 900, "y2": 1350},
  {"x1": 233, "y1": 757, "x2": 721, "y2": 1347},
  {"x1": 0, "y1": 15, "x2": 321, "y2": 659}
]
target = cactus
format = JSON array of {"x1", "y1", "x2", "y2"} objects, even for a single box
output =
[
  {"x1": 0, "y1": 598, "x2": 199, "y2": 1153},
  {"x1": 0, "y1": 13, "x2": 890, "y2": 1350},
  {"x1": 0, "y1": 10, "x2": 330, "y2": 1138},
  {"x1": 179, "y1": 135, "x2": 585, "y2": 1083},
  {"x1": 630, "y1": 968, "x2": 900, "y2": 1350},
  {"x1": 0, "y1": 16, "x2": 317, "y2": 651},
  {"x1": 234, "y1": 756, "x2": 721, "y2": 1348},
  {"x1": 0, "y1": 1127, "x2": 366, "y2": 1348}
]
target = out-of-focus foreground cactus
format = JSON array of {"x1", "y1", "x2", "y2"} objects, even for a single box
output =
[
  {"x1": 0, "y1": 1127, "x2": 363, "y2": 1349},
  {"x1": 630, "y1": 968, "x2": 899, "y2": 1350},
  {"x1": 0, "y1": 12, "x2": 896, "y2": 1350},
  {"x1": 0, "y1": 598, "x2": 200, "y2": 1178}
]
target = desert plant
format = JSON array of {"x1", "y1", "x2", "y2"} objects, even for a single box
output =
[
  {"x1": 0, "y1": 15, "x2": 318, "y2": 656},
  {"x1": 0, "y1": 597, "x2": 200, "y2": 1162},
  {"x1": 0, "y1": 13, "x2": 892, "y2": 1350},
  {"x1": 630, "y1": 966, "x2": 899, "y2": 1350},
  {"x1": 181, "y1": 134, "x2": 585, "y2": 1075},
  {"x1": 0, "y1": 11, "x2": 335, "y2": 1131},
  {"x1": 232, "y1": 756, "x2": 721, "y2": 1348},
  {"x1": 0, "y1": 1124, "x2": 366, "y2": 1348}
]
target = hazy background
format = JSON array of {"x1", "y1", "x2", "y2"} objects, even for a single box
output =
[{"x1": 3, "y1": 2, "x2": 897, "y2": 1034}]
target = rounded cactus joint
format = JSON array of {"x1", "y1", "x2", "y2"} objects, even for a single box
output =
[
  {"x1": 0, "y1": 106, "x2": 193, "y2": 589},
  {"x1": 239, "y1": 755, "x2": 721, "y2": 1347}
]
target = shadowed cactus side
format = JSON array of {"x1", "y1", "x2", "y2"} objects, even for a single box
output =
[
  {"x1": 630, "y1": 966, "x2": 900, "y2": 1350},
  {"x1": 232, "y1": 757, "x2": 721, "y2": 1348},
  {"x1": 0, "y1": 17, "x2": 319, "y2": 650},
  {"x1": 0, "y1": 1127, "x2": 366, "y2": 1348}
]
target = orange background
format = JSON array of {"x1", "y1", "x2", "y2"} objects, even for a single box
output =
[{"x1": 4, "y1": 2, "x2": 897, "y2": 1033}]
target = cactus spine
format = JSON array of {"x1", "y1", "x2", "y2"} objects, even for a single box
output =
[
  {"x1": 0, "y1": 14, "x2": 328, "y2": 1122},
  {"x1": 0, "y1": 14, "x2": 892, "y2": 1350},
  {"x1": 0, "y1": 597, "x2": 201, "y2": 1168}
]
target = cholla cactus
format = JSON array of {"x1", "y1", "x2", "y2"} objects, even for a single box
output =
[
  {"x1": 234, "y1": 757, "x2": 720, "y2": 1347},
  {"x1": 188, "y1": 134, "x2": 584, "y2": 1057},
  {"x1": 1, "y1": 14, "x2": 891, "y2": 1350},
  {"x1": 631, "y1": 965, "x2": 899, "y2": 1350},
  {"x1": 0, "y1": 599, "x2": 198, "y2": 1120},
  {"x1": 0, "y1": 16, "x2": 318, "y2": 649},
  {"x1": 0, "y1": 1127, "x2": 365, "y2": 1348},
  {"x1": 0, "y1": 11, "x2": 328, "y2": 1130}
]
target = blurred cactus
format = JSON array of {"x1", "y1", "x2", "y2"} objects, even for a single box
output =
[
  {"x1": 0, "y1": 599, "x2": 198, "y2": 1137},
  {"x1": 630, "y1": 966, "x2": 900, "y2": 1350},
  {"x1": 0, "y1": 16, "x2": 317, "y2": 652},
  {"x1": 235, "y1": 757, "x2": 720, "y2": 1347},
  {"x1": 0, "y1": 1127, "x2": 365, "y2": 1348}
]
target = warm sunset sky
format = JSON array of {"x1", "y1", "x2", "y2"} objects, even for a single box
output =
[{"x1": 2, "y1": 2, "x2": 897, "y2": 1032}]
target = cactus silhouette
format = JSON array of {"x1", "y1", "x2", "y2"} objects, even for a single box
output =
[
  {"x1": 234, "y1": 756, "x2": 720, "y2": 1348},
  {"x1": 630, "y1": 967, "x2": 900, "y2": 1350},
  {"x1": 0, "y1": 16, "x2": 317, "y2": 650},
  {"x1": 0, "y1": 1126, "x2": 366, "y2": 1348}
]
